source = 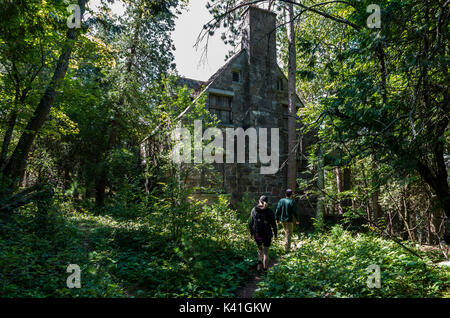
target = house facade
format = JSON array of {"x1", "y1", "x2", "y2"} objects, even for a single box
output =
[{"x1": 178, "y1": 6, "x2": 316, "y2": 216}]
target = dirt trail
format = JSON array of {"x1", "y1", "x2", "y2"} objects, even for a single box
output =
[
  {"x1": 235, "y1": 258, "x2": 279, "y2": 298},
  {"x1": 235, "y1": 239, "x2": 302, "y2": 298}
]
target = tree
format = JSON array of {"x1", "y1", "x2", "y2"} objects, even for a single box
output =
[
  {"x1": 310, "y1": 0, "x2": 449, "y2": 218},
  {"x1": 1, "y1": 0, "x2": 89, "y2": 194},
  {"x1": 90, "y1": 0, "x2": 181, "y2": 206},
  {"x1": 286, "y1": 1, "x2": 297, "y2": 191},
  {"x1": 0, "y1": 0, "x2": 184, "y2": 210}
]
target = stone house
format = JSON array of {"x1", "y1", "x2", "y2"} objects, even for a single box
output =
[{"x1": 177, "y1": 6, "x2": 316, "y2": 216}]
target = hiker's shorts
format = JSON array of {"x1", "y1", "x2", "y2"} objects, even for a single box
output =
[{"x1": 255, "y1": 236, "x2": 271, "y2": 248}]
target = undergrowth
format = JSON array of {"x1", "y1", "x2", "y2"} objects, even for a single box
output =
[{"x1": 255, "y1": 225, "x2": 450, "y2": 298}]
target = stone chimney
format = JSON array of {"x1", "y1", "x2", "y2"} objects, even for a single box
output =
[{"x1": 242, "y1": 6, "x2": 277, "y2": 66}]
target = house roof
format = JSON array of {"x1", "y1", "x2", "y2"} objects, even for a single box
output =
[
  {"x1": 176, "y1": 77, "x2": 205, "y2": 93},
  {"x1": 176, "y1": 49, "x2": 245, "y2": 102},
  {"x1": 176, "y1": 47, "x2": 305, "y2": 118},
  {"x1": 202, "y1": 49, "x2": 245, "y2": 88}
]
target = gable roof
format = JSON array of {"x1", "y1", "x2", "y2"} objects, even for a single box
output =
[
  {"x1": 202, "y1": 49, "x2": 246, "y2": 88},
  {"x1": 176, "y1": 49, "x2": 245, "y2": 102},
  {"x1": 176, "y1": 47, "x2": 305, "y2": 116},
  {"x1": 176, "y1": 77, "x2": 205, "y2": 92}
]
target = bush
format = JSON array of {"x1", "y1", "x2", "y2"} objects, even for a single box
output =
[
  {"x1": 0, "y1": 202, "x2": 126, "y2": 297},
  {"x1": 236, "y1": 192, "x2": 256, "y2": 221},
  {"x1": 255, "y1": 225, "x2": 450, "y2": 298},
  {"x1": 0, "y1": 191, "x2": 258, "y2": 297}
]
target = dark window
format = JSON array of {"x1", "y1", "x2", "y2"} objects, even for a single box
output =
[
  {"x1": 209, "y1": 94, "x2": 233, "y2": 124},
  {"x1": 277, "y1": 78, "x2": 284, "y2": 91},
  {"x1": 232, "y1": 70, "x2": 241, "y2": 82}
]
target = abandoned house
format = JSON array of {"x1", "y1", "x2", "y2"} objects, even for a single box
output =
[{"x1": 148, "y1": 6, "x2": 317, "y2": 216}]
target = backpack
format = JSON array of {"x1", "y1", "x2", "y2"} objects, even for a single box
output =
[{"x1": 252, "y1": 207, "x2": 270, "y2": 239}]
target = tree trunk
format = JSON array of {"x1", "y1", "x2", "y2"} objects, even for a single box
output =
[
  {"x1": 0, "y1": 103, "x2": 18, "y2": 171},
  {"x1": 316, "y1": 144, "x2": 325, "y2": 230},
  {"x1": 336, "y1": 166, "x2": 352, "y2": 215},
  {"x1": 95, "y1": 168, "x2": 107, "y2": 207},
  {"x1": 342, "y1": 166, "x2": 352, "y2": 209},
  {"x1": 401, "y1": 185, "x2": 414, "y2": 241},
  {"x1": 2, "y1": 0, "x2": 88, "y2": 192},
  {"x1": 336, "y1": 167, "x2": 344, "y2": 215},
  {"x1": 286, "y1": 2, "x2": 297, "y2": 191},
  {"x1": 0, "y1": 63, "x2": 42, "y2": 172},
  {"x1": 415, "y1": 0, "x2": 449, "y2": 219},
  {"x1": 372, "y1": 188, "x2": 382, "y2": 220},
  {"x1": 371, "y1": 162, "x2": 383, "y2": 221},
  {"x1": 430, "y1": 208, "x2": 445, "y2": 244},
  {"x1": 417, "y1": 158, "x2": 450, "y2": 220}
]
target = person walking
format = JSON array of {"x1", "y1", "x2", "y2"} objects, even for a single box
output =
[
  {"x1": 275, "y1": 189, "x2": 299, "y2": 253},
  {"x1": 249, "y1": 195, "x2": 277, "y2": 271}
]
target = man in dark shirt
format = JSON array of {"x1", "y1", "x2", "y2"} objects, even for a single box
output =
[{"x1": 275, "y1": 189, "x2": 299, "y2": 252}]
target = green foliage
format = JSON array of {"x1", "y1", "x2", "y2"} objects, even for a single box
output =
[
  {"x1": 236, "y1": 192, "x2": 255, "y2": 221},
  {"x1": 121, "y1": 193, "x2": 257, "y2": 297},
  {"x1": 1, "y1": 0, "x2": 448, "y2": 299},
  {"x1": 0, "y1": 191, "x2": 256, "y2": 297},
  {"x1": 294, "y1": 0, "x2": 449, "y2": 214},
  {"x1": 0, "y1": 201, "x2": 126, "y2": 297},
  {"x1": 255, "y1": 225, "x2": 450, "y2": 298}
]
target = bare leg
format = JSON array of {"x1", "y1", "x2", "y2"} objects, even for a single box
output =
[
  {"x1": 263, "y1": 246, "x2": 270, "y2": 269},
  {"x1": 257, "y1": 246, "x2": 263, "y2": 270}
]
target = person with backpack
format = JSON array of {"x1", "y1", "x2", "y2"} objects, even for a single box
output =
[
  {"x1": 249, "y1": 195, "x2": 277, "y2": 271},
  {"x1": 275, "y1": 189, "x2": 299, "y2": 253}
]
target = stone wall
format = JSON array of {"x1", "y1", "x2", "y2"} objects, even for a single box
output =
[{"x1": 183, "y1": 6, "x2": 316, "y2": 216}]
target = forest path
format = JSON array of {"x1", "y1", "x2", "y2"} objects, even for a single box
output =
[{"x1": 235, "y1": 236, "x2": 303, "y2": 298}]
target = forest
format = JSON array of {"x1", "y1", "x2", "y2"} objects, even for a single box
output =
[{"x1": 0, "y1": 0, "x2": 449, "y2": 299}]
